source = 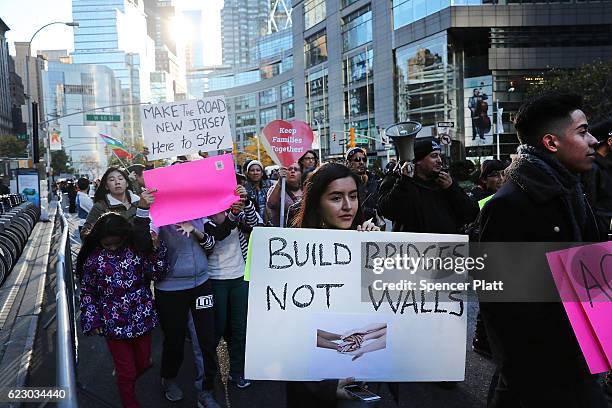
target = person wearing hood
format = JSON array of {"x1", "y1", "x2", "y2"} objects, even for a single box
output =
[
  {"x1": 582, "y1": 119, "x2": 612, "y2": 239},
  {"x1": 378, "y1": 139, "x2": 479, "y2": 233},
  {"x1": 469, "y1": 159, "x2": 508, "y2": 207},
  {"x1": 478, "y1": 93, "x2": 607, "y2": 407},
  {"x1": 244, "y1": 160, "x2": 272, "y2": 222}
]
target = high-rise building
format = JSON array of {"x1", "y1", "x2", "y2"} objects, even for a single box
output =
[
  {"x1": 221, "y1": 0, "x2": 270, "y2": 67},
  {"x1": 292, "y1": 0, "x2": 612, "y2": 163},
  {"x1": 145, "y1": 0, "x2": 187, "y2": 102},
  {"x1": 0, "y1": 19, "x2": 13, "y2": 137},
  {"x1": 42, "y1": 56, "x2": 122, "y2": 177},
  {"x1": 13, "y1": 42, "x2": 47, "y2": 141},
  {"x1": 71, "y1": 0, "x2": 156, "y2": 145},
  {"x1": 183, "y1": 10, "x2": 204, "y2": 69},
  {"x1": 8, "y1": 56, "x2": 26, "y2": 140}
]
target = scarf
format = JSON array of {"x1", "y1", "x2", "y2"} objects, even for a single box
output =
[{"x1": 507, "y1": 145, "x2": 587, "y2": 240}]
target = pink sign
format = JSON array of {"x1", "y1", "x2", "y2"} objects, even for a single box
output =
[
  {"x1": 546, "y1": 241, "x2": 612, "y2": 374},
  {"x1": 261, "y1": 120, "x2": 314, "y2": 167},
  {"x1": 143, "y1": 154, "x2": 238, "y2": 227}
]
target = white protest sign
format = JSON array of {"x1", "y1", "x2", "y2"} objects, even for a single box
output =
[
  {"x1": 245, "y1": 227, "x2": 468, "y2": 381},
  {"x1": 140, "y1": 97, "x2": 233, "y2": 160}
]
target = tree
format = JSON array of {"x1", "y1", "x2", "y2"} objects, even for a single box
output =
[
  {"x1": 0, "y1": 135, "x2": 27, "y2": 158},
  {"x1": 78, "y1": 154, "x2": 101, "y2": 178},
  {"x1": 527, "y1": 60, "x2": 612, "y2": 123},
  {"x1": 235, "y1": 139, "x2": 274, "y2": 171},
  {"x1": 51, "y1": 149, "x2": 74, "y2": 175}
]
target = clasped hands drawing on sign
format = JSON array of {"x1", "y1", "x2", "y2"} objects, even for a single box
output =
[{"x1": 317, "y1": 323, "x2": 387, "y2": 361}]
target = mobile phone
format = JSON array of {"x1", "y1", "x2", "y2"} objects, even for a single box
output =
[{"x1": 343, "y1": 384, "x2": 382, "y2": 402}]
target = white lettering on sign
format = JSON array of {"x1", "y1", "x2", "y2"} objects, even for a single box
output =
[
  {"x1": 140, "y1": 97, "x2": 233, "y2": 160},
  {"x1": 196, "y1": 295, "x2": 214, "y2": 310}
]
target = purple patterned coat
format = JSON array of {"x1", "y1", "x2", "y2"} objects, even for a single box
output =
[{"x1": 80, "y1": 243, "x2": 168, "y2": 339}]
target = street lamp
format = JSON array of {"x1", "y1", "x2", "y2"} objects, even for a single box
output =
[{"x1": 25, "y1": 21, "x2": 79, "y2": 164}]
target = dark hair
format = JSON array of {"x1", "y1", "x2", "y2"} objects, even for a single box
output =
[
  {"x1": 76, "y1": 212, "x2": 132, "y2": 277},
  {"x1": 298, "y1": 150, "x2": 320, "y2": 171},
  {"x1": 94, "y1": 166, "x2": 132, "y2": 203},
  {"x1": 127, "y1": 164, "x2": 145, "y2": 176},
  {"x1": 77, "y1": 177, "x2": 90, "y2": 191},
  {"x1": 514, "y1": 93, "x2": 583, "y2": 148},
  {"x1": 293, "y1": 163, "x2": 363, "y2": 229}
]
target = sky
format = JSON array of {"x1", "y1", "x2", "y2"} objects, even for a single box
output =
[{"x1": 0, "y1": 0, "x2": 224, "y2": 65}]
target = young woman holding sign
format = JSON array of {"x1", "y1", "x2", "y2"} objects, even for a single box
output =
[
  {"x1": 81, "y1": 166, "x2": 146, "y2": 240},
  {"x1": 288, "y1": 162, "x2": 380, "y2": 408}
]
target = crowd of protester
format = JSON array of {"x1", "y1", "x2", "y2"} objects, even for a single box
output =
[{"x1": 67, "y1": 92, "x2": 611, "y2": 408}]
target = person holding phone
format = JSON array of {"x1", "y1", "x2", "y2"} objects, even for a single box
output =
[
  {"x1": 378, "y1": 138, "x2": 479, "y2": 234},
  {"x1": 288, "y1": 162, "x2": 380, "y2": 407}
]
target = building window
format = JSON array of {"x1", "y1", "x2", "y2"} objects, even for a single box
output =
[
  {"x1": 345, "y1": 84, "x2": 374, "y2": 117},
  {"x1": 281, "y1": 102, "x2": 295, "y2": 119},
  {"x1": 343, "y1": 48, "x2": 373, "y2": 85},
  {"x1": 306, "y1": 98, "x2": 328, "y2": 124},
  {"x1": 342, "y1": 0, "x2": 361, "y2": 7},
  {"x1": 304, "y1": 0, "x2": 326, "y2": 30},
  {"x1": 259, "y1": 88, "x2": 278, "y2": 105},
  {"x1": 281, "y1": 80, "x2": 294, "y2": 99},
  {"x1": 342, "y1": 6, "x2": 372, "y2": 52},
  {"x1": 235, "y1": 93, "x2": 256, "y2": 110},
  {"x1": 306, "y1": 68, "x2": 328, "y2": 98},
  {"x1": 304, "y1": 30, "x2": 328, "y2": 68},
  {"x1": 260, "y1": 61, "x2": 281, "y2": 79},
  {"x1": 395, "y1": 32, "x2": 456, "y2": 128},
  {"x1": 235, "y1": 111, "x2": 256, "y2": 127},
  {"x1": 260, "y1": 107, "x2": 278, "y2": 125}
]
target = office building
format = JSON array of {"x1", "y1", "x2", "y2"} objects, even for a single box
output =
[
  {"x1": 71, "y1": 0, "x2": 156, "y2": 144},
  {"x1": 0, "y1": 19, "x2": 13, "y2": 137},
  {"x1": 42, "y1": 57, "x2": 122, "y2": 177},
  {"x1": 221, "y1": 0, "x2": 270, "y2": 67}
]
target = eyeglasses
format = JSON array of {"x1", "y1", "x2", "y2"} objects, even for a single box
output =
[
  {"x1": 288, "y1": 167, "x2": 301, "y2": 172},
  {"x1": 351, "y1": 157, "x2": 367, "y2": 163}
]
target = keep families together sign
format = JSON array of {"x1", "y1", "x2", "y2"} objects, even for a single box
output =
[
  {"x1": 140, "y1": 97, "x2": 233, "y2": 160},
  {"x1": 245, "y1": 227, "x2": 468, "y2": 381}
]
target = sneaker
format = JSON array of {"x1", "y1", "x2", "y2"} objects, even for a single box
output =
[
  {"x1": 229, "y1": 373, "x2": 252, "y2": 389},
  {"x1": 197, "y1": 390, "x2": 220, "y2": 408},
  {"x1": 161, "y1": 378, "x2": 183, "y2": 402}
]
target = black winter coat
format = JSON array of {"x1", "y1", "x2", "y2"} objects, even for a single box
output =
[
  {"x1": 582, "y1": 153, "x2": 612, "y2": 238},
  {"x1": 359, "y1": 171, "x2": 380, "y2": 222},
  {"x1": 378, "y1": 172, "x2": 479, "y2": 233},
  {"x1": 478, "y1": 148, "x2": 605, "y2": 405}
]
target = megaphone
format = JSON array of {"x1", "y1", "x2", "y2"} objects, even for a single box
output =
[{"x1": 384, "y1": 121, "x2": 422, "y2": 162}]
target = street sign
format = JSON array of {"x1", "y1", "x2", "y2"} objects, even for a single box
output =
[
  {"x1": 16, "y1": 133, "x2": 28, "y2": 141},
  {"x1": 355, "y1": 138, "x2": 368, "y2": 144},
  {"x1": 86, "y1": 114, "x2": 121, "y2": 122},
  {"x1": 437, "y1": 121, "x2": 454, "y2": 128}
]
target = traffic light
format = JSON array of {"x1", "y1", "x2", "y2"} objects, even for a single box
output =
[
  {"x1": 332, "y1": 132, "x2": 336, "y2": 142},
  {"x1": 348, "y1": 127, "x2": 355, "y2": 148}
]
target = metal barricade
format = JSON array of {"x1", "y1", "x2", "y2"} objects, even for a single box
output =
[{"x1": 55, "y1": 202, "x2": 79, "y2": 408}]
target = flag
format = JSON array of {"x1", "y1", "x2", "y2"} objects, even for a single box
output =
[
  {"x1": 99, "y1": 133, "x2": 126, "y2": 150},
  {"x1": 50, "y1": 129, "x2": 62, "y2": 151},
  {"x1": 496, "y1": 107, "x2": 504, "y2": 134},
  {"x1": 112, "y1": 147, "x2": 133, "y2": 159}
]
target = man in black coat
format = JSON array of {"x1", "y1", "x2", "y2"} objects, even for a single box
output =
[
  {"x1": 378, "y1": 139, "x2": 479, "y2": 233},
  {"x1": 478, "y1": 93, "x2": 607, "y2": 407},
  {"x1": 582, "y1": 119, "x2": 612, "y2": 239}
]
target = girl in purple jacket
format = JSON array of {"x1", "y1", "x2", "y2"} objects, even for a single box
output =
[{"x1": 77, "y1": 206, "x2": 167, "y2": 408}]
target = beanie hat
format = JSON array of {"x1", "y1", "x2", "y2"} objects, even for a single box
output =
[
  {"x1": 590, "y1": 119, "x2": 612, "y2": 143},
  {"x1": 413, "y1": 139, "x2": 441, "y2": 162},
  {"x1": 345, "y1": 147, "x2": 367, "y2": 161},
  {"x1": 480, "y1": 159, "x2": 507, "y2": 179},
  {"x1": 246, "y1": 160, "x2": 264, "y2": 173}
]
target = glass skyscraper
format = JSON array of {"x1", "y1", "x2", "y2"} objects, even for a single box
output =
[{"x1": 71, "y1": 0, "x2": 155, "y2": 143}]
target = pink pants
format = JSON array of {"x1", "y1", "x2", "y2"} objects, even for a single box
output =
[{"x1": 106, "y1": 332, "x2": 152, "y2": 408}]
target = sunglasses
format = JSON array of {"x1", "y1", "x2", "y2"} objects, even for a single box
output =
[
  {"x1": 288, "y1": 167, "x2": 301, "y2": 172},
  {"x1": 351, "y1": 157, "x2": 367, "y2": 163}
]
